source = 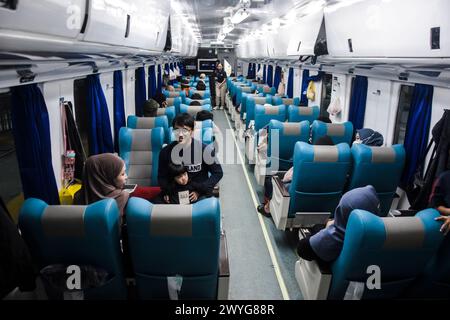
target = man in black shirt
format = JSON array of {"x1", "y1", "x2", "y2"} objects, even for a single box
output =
[
  {"x1": 214, "y1": 63, "x2": 227, "y2": 110},
  {"x1": 158, "y1": 113, "x2": 223, "y2": 202}
]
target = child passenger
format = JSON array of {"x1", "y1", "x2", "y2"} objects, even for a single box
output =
[{"x1": 163, "y1": 163, "x2": 197, "y2": 204}]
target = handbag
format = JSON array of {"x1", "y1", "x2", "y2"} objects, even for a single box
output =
[{"x1": 306, "y1": 81, "x2": 316, "y2": 101}]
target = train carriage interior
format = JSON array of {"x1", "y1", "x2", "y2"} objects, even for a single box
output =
[{"x1": 1, "y1": 0, "x2": 450, "y2": 302}]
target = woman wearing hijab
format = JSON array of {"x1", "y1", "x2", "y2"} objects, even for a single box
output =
[
  {"x1": 354, "y1": 128, "x2": 384, "y2": 147},
  {"x1": 74, "y1": 153, "x2": 161, "y2": 217},
  {"x1": 297, "y1": 185, "x2": 381, "y2": 263}
]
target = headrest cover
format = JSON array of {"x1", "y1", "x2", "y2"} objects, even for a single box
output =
[
  {"x1": 327, "y1": 124, "x2": 345, "y2": 136},
  {"x1": 150, "y1": 205, "x2": 193, "y2": 237},
  {"x1": 42, "y1": 206, "x2": 86, "y2": 237},
  {"x1": 131, "y1": 130, "x2": 152, "y2": 151},
  {"x1": 283, "y1": 123, "x2": 301, "y2": 136},
  {"x1": 168, "y1": 92, "x2": 179, "y2": 98},
  {"x1": 383, "y1": 217, "x2": 424, "y2": 249},
  {"x1": 299, "y1": 107, "x2": 313, "y2": 116},
  {"x1": 156, "y1": 109, "x2": 166, "y2": 116},
  {"x1": 283, "y1": 98, "x2": 293, "y2": 106},
  {"x1": 313, "y1": 145, "x2": 339, "y2": 163},
  {"x1": 264, "y1": 106, "x2": 279, "y2": 115},
  {"x1": 371, "y1": 147, "x2": 396, "y2": 163},
  {"x1": 254, "y1": 97, "x2": 267, "y2": 104},
  {"x1": 166, "y1": 98, "x2": 175, "y2": 105},
  {"x1": 136, "y1": 118, "x2": 156, "y2": 129}
]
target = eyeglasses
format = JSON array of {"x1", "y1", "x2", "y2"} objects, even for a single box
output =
[{"x1": 173, "y1": 128, "x2": 191, "y2": 135}]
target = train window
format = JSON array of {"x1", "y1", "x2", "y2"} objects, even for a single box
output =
[
  {"x1": 0, "y1": 91, "x2": 23, "y2": 222},
  {"x1": 73, "y1": 79, "x2": 90, "y2": 156},
  {"x1": 393, "y1": 85, "x2": 414, "y2": 145},
  {"x1": 320, "y1": 73, "x2": 332, "y2": 117}
]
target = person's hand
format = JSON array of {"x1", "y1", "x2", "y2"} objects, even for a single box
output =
[
  {"x1": 436, "y1": 216, "x2": 450, "y2": 235},
  {"x1": 164, "y1": 195, "x2": 170, "y2": 204},
  {"x1": 189, "y1": 191, "x2": 199, "y2": 202}
]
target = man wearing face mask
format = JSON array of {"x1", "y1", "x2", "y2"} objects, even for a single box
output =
[
  {"x1": 353, "y1": 128, "x2": 384, "y2": 146},
  {"x1": 158, "y1": 113, "x2": 223, "y2": 203}
]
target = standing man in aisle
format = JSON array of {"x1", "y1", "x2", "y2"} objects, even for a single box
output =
[{"x1": 214, "y1": 63, "x2": 227, "y2": 110}]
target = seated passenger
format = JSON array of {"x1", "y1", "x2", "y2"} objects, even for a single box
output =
[
  {"x1": 257, "y1": 135, "x2": 334, "y2": 216},
  {"x1": 354, "y1": 128, "x2": 384, "y2": 146},
  {"x1": 158, "y1": 113, "x2": 223, "y2": 203},
  {"x1": 153, "y1": 92, "x2": 168, "y2": 108},
  {"x1": 143, "y1": 99, "x2": 159, "y2": 117},
  {"x1": 430, "y1": 170, "x2": 450, "y2": 235},
  {"x1": 297, "y1": 185, "x2": 381, "y2": 263},
  {"x1": 196, "y1": 110, "x2": 214, "y2": 121},
  {"x1": 74, "y1": 153, "x2": 161, "y2": 217},
  {"x1": 196, "y1": 81, "x2": 206, "y2": 91},
  {"x1": 191, "y1": 93, "x2": 203, "y2": 100},
  {"x1": 189, "y1": 100, "x2": 202, "y2": 106},
  {"x1": 162, "y1": 163, "x2": 198, "y2": 204}
]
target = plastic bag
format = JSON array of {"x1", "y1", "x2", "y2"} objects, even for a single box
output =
[{"x1": 327, "y1": 96, "x2": 342, "y2": 116}]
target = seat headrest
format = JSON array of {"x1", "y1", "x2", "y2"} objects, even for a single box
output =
[
  {"x1": 382, "y1": 217, "x2": 425, "y2": 249},
  {"x1": 42, "y1": 206, "x2": 86, "y2": 237},
  {"x1": 150, "y1": 205, "x2": 193, "y2": 237},
  {"x1": 254, "y1": 97, "x2": 267, "y2": 105}
]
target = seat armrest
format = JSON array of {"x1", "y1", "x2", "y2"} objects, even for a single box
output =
[{"x1": 273, "y1": 176, "x2": 290, "y2": 197}]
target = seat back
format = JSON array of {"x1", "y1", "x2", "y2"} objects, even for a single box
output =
[
  {"x1": 288, "y1": 106, "x2": 320, "y2": 123},
  {"x1": 163, "y1": 90, "x2": 186, "y2": 101},
  {"x1": 156, "y1": 106, "x2": 176, "y2": 126},
  {"x1": 254, "y1": 105, "x2": 286, "y2": 131},
  {"x1": 179, "y1": 104, "x2": 212, "y2": 118},
  {"x1": 272, "y1": 97, "x2": 301, "y2": 107},
  {"x1": 240, "y1": 93, "x2": 263, "y2": 120},
  {"x1": 189, "y1": 90, "x2": 211, "y2": 99},
  {"x1": 267, "y1": 120, "x2": 310, "y2": 171},
  {"x1": 348, "y1": 144, "x2": 406, "y2": 215},
  {"x1": 246, "y1": 96, "x2": 273, "y2": 128},
  {"x1": 126, "y1": 197, "x2": 221, "y2": 299},
  {"x1": 329, "y1": 209, "x2": 444, "y2": 299},
  {"x1": 119, "y1": 127, "x2": 164, "y2": 186},
  {"x1": 410, "y1": 234, "x2": 450, "y2": 298},
  {"x1": 127, "y1": 115, "x2": 169, "y2": 143},
  {"x1": 311, "y1": 121, "x2": 354, "y2": 145},
  {"x1": 185, "y1": 98, "x2": 210, "y2": 106},
  {"x1": 289, "y1": 142, "x2": 351, "y2": 217},
  {"x1": 166, "y1": 97, "x2": 182, "y2": 113},
  {"x1": 257, "y1": 85, "x2": 276, "y2": 96},
  {"x1": 18, "y1": 198, "x2": 126, "y2": 299}
]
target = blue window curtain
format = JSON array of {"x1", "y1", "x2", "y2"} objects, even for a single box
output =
[
  {"x1": 348, "y1": 75, "x2": 368, "y2": 130},
  {"x1": 287, "y1": 68, "x2": 294, "y2": 98},
  {"x1": 87, "y1": 74, "x2": 114, "y2": 155},
  {"x1": 300, "y1": 69, "x2": 324, "y2": 106},
  {"x1": 179, "y1": 62, "x2": 185, "y2": 76},
  {"x1": 263, "y1": 65, "x2": 267, "y2": 84},
  {"x1": 148, "y1": 65, "x2": 157, "y2": 100},
  {"x1": 273, "y1": 66, "x2": 282, "y2": 91},
  {"x1": 157, "y1": 64, "x2": 162, "y2": 93},
  {"x1": 257, "y1": 64, "x2": 261, "y2": 73},
  {"x1": 164, "y1": 64, "x2": 170, "y2": 75},
  {"x1": 267, "y1": 65, "x2": 274, "y2": 87},
  {"x1": 247, "y1": 63, "x2": 252, "y2": 78},
  {"x1": 401, "y1": 84, "x2": 434, "y2": 187},
  {"x1": 113, "y1": 70, "x2": 126, "y2": 153},
  {"x1": 135, "y1": 67, "x2": 146, "y2": 117},
  {"x1": 11, "y1": 84, "x2": 60, "y2": 204},
  {"x1": 252, "y1": 63, "x2": 257, "y2": 78}
]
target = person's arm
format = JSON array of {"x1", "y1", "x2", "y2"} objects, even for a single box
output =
[
  {"x1": 191, "y1": 144, "x2": 223, "y2": 195},
  {"x1": 437, "y1": 206, "x2": 450, "y2": 216},
  {"x1": 430, "y1": 177, "x2": 449, "y2": 215}
]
